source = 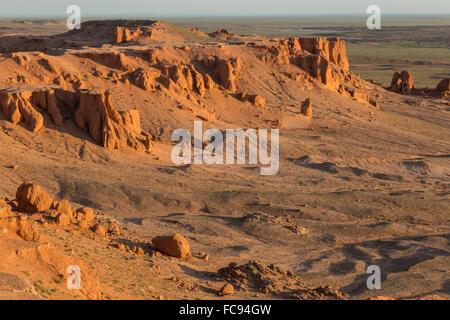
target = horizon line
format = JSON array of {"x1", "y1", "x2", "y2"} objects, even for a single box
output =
[{"x1": 1, "y1": 13, "x2": 450, "y2": 19}]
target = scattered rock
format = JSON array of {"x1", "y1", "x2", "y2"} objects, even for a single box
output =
[
  {"x1": 92, "y1": 223, "x2": 107, "y2": 237},
  {"x1": 151, "y1": 233, "x2": 191, "y2": 258},
  {"x1": 218, "y1": 283, "x2": 234, "y2": 296},
  {"x1": 301, "y1": 98, "x2": 312, "y2": 117}
]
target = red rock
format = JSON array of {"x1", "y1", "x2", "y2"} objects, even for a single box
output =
[
  {"x1": 436, "y1": 78, "x2": 450, "y2": 92},
  {"x1": 301, "y1": 98, "x2": 313, "y2": 118},
  {"x1": 218, "y1": 283, "x2": 234, "y2": 296},
  {"x1": 390, "y1": 71, "x2": 415, "y2": 94},
  {"x1": 16, "y1": 181, "x2": 53, "y2": 213},
  {"x1": 152, "y1": 233, "x2": 191, "y2": 258}
]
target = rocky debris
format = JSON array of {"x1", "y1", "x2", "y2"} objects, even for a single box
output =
[
  {"x1": 75, "y1": 90, "x2": 150, "y2": 151},
  {"x1": 73, "y1": 207, "x2": 95, "y2": 228},
  {"x1": 390, "y1": 71, "x2": 415, "y2": 94},
  {"x1": 92, "y1": 223, "x2": 107, "y2": 237},
  {"x1": 238, "y1": 92, "x2": 265, "y2": 107},
  {"x1": 290, "y1": 285, "x2": 347, "y2": 300},
  {"x1": 436, "y1": 78, "x2": 450, "y2": 92},
  {"x1": 151, "y1": 233, "x2": 191, "y2": 258},
  {"x1": 218, "y1": 283, "x2": 234, "y2": 296},
  {"x1": 14, "y1": 182, "x2": 101, "y2": 232},
  {"x1": 217, "y1": 261, "x2": 345, "y2": 300},
  {"x1": 349, "y1": 90, "x2": 380, "y2": 109},
  {"x1": 90, "y1": 220, "x2": 123, "y2": 238},
  {"x1": 243, "y1": 212, "x2": 307, "y2": 235},
  {"x1": 16, "y1": 181, "x2": 53, "y2": 213},
  {"x1": 112, "y1": 242, "x2": 145, "y2": 256},
  {"x1": 0, "y1": 186, "x2": 102, "y2": 300},
  {"x1": 301, "y1": 98, "x2": 313, "y2": 117},
  {"x1": 150, "y1": 250, "x2": 163, "y2": 258},
  {"x1": 198, "y1": 252, "x2": 210, "y2": 261}
]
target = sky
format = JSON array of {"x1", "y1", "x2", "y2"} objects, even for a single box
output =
[{"x1": 0, "y1": 0, "x2": 449, "y2": 17}]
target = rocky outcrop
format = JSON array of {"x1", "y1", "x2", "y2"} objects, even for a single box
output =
[
  {"x1": 200, "y1": 57, "x2": 242, "y2": 92},
  {"x1": 152, "y1": 233, "x2": 191, "y2": 258},
  {"x1": 259, "y1": 37, "x2": 349, "y2": 71},
  {"x1": 0, "y1": 86, "x2": 150, "y2": 153},
  {"x1": 301, "y1": 98, "x2": 312, "y2": 118},
  {"x1": 112, "y1": 26, "x2": 152, "y2": 44},
  {"x1": 151, "y1": 63, "x2": 214, "y2": 96},
  {"x1": 75, "y1": 90, "x2": 150, "y2": 151},
  {"x1": 0, "y1": 90, "x2": 41, "y2": 133},
  {"x1": 128, "y1": 68, "x2": 161, "y2": 91},
  {"x1": 0, "y1": 88, "x2": 64, "y2": 132},
  {"x1": 390, "y1": 71, "x2": 415, "y2": 94},
  {"x1": 298, "y1": 37, "x2": 349, "y2": 71},
  {"x1": 297, "y1": 54, "x2": 341, "y2": 91}
]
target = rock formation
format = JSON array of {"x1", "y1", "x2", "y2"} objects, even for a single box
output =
[
  {"x1": 112, "y1": 26, "x2": 151, "y2": 44},
  {"x1": 75, "y1": 90, "x2": 150, "y2": 151},
  {"x1": 390, "y1": 71, "x2": 415, "y2": 94},
  {"x1": 301, "y1": 98, "x2": 313, "y2": 117},
  {"x1": 0, "y1": 86, "x2": 150, "y2": 152}
]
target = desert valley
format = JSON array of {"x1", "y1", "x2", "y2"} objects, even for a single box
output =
[{"x1": 0, "y1": 18, "x2": 448, "y2": 301}]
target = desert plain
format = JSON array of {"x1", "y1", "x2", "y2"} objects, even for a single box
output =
[{"x1": 0, "y1": 16, "x2": 448, "y2": 300}]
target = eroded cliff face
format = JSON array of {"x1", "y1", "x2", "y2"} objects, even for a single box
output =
[
  {"x1": 0, "y1": 87, "x2": 151, "y2": 152},
  {"x1": 75, "y1": 90, "x2": 150, "y2": 151},
  {"x1": 0, "y1": 21, "x2": 400, "y2": 152}
]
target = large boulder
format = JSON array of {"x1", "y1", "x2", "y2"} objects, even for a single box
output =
[
  {"x1": 436, "y1": 78, "x2": 450, "y2": 92},
  {"x1": 16, "y1": 181, "x2": 53, "y2": 213},
  {"x1": 152, "y1": 233, "x2": 191, "y2": 258},
  {"x1": 390, "y1": 71, "x2": 415, "y2": 94}
]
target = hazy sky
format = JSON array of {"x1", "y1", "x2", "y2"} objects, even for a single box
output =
[{"x1": 0, "y1": 0, "x2": 449, "y2": 17}]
